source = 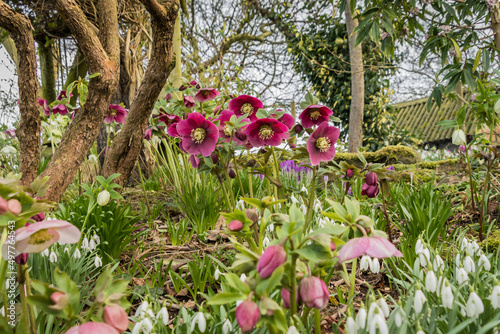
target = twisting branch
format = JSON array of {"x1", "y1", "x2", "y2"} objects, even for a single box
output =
[{"x1": 0, "y1": 1, "x2": 40, "y2": 186}]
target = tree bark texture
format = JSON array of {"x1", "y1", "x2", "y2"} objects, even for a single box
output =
[
  {"x1": 491, "y1": 1, "x2": 500, "y2": 62},
  {"x1": 102, "y1": 0, "x2": 179, "y2": 186},
  {"x1": 0, "y1": 1, "x2": 41, "y2": 186},
  {"x1": 40, "y1": 0, "x2": 120, "y2": 202},
  {"x1": 345, "y1": 1, "x2": 365, "y2": 153}
]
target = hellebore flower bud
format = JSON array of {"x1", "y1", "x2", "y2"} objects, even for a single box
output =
[
  {"x1": 144, "y1": 128, "x2": 152, "y2": 141},
  {"x1": 0, "y1": 197, "x2": 8, "y2": 214},
  {"x1": 211, "y1": 153, "x2": 218, "y2": 164},
  {"x1": 236, "y1": 300, "x2": 260, "y2": 333},
  {"x1": 15, "y1": 253, "x2": 29, "y2": 265},
  {"x1": 235, "y1": 129, "x2": 248, "y2": 142},
  {"x1": 365, "y1": 172, "x2": 377, "y2": 186},
  {"x1": 361, "y1": 183, "x2": 379, "y2": 198},
  {"x1": 97, "y1": 190, "x2": 111, "y2": 206},
  {"x1": 7, "y1": 199, "x2": 22, "y2": 215},
  {"x1": 281, "y1": 287, "x2": 298, "y2": 309},
  {"x1": 300, "y1": 276, "x2": 329, "y2": 309},
  {"x1": 246, "y1": 209, "x2": 259, "y2": 223},
  {"x1": 103, "y1": 304, "x2": 129, "y2": 332},
  {"x1": 165, "y1": 93, "x2": 172, "y2": 101},
  {"x1": 179, "y1": 85, "x2": 186, "y2": 91},
  {"x1": 31, "y1": 211, "x2": 45, "y2": 222},
  {"x1": 257, "y1": 245, "x2": 287, "y2": 278},
  {"x1": 452, "y1": 129, "x2": 466, "y2": 146},
  {"x1": 228, "y1": 220, "x2": 243, "y2": 231},
  {"x1": 228, "y1": 169, "x2": 236, "y2": 179},
  {"x1": 294, "y1": 124, "x2": 304, "y2": 134},
  {"x1": 330, "y1": 241, "x2": 337, "y2": 252},
  {"x1": 49, "y1": 292, "x2": 70, "y2": 310},
  {"x1": 346, "y1": 169, "x2": 354, "y2": 178}
]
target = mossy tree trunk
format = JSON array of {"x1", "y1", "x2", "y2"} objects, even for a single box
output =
[{"x1": 38, "y1": 37, "x2": 57, "y2": 102}]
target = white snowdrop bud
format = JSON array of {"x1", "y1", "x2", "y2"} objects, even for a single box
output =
[
  {"x1": 433, "y1": 255, "x2": 444, "y2": 271},
  {"x1": 266, "y1": 223, "x2": 274, "y2": 232},
  {"x1": 417, "y1": 330, "x2": 425, "y2": 334},
  {"x1": 290, "y1": 195, "x2": 298, "y2": 204},
  {"x1": 300, "y1": 204, "x2": 307, "y2": 216},
  {"x1": 460, "y1": 307, "x2": 467, "y2": 317},
  {"x1": 49, "y1": 252, "x2": 58, "y2": 263},
  {"x1": 441, "y1": 280, "x2": 454, "y2": 309},
  {"x1": 301, "y1": 186, "x2": 308, "y2": 195},
  {"x1": 415, "y1": 239, "x2": 423, "y2": 253},
  {"x1": 0, "y1": 306, "x2": 4, "y2": 317},
  {"x1": 222, "y1": 319, "x2": 233, "y2": 334},
  {"x1": 466, "y1": 292, "x2": 484, "y2": 317},
  {"x1": 214, "y1": 269, "x2": 222, "y2": 281},
  {"x1": 469, "y1": 241, "x2": 480, "y2": 255},
  {"x1": 360, "y1": 256, "x2": 371, "y2": 271},
  {"x1": 456, "y1": 267, "x2": 469, "y2": 285},
  {"x1": 478, "y1": 254, "x2": 491, "y2": 271},
  {"x1": 135, "y1": 301, "x2": 150, "y2": 317},
  {"x1": 356, "y1": 307, "x2": 367, "y2": 329},
  {"x1": 240, "y1": 274, "x2": 247, "y2": 283},
  {"x1": 346, "y1": 316, "x2": 357, "y2": 334},
  {"x1": 419, "y1": 248, "x2": 430, "y2": 267},
  {"x1": 393, "y1": 308, "x2": 405, "y2": 328},
  {"x1": 89, "y1": 239, "x2": 97, "y2": 251},
  {"x1": 263, "y1": 236, "x2": 270, "y2": 248},
  {"x1": 73, "y1": 248, "x2": 81, "y2": 259},
  {"x1": 414, "y1": 289, "x2": 427, "y2": 313},
  {"x1": 425, "y1": 271, "x2": 437, "y2": 293},
  {"x1": 287, "y1": 326, "x2": 300, "y2": 334},
  {"x1": 157, "y1": 307, "x2": 169, "y2": 325},
  {"x1": 463, "y1": 255, "x2": 475, "y2": 273},
  {"x1": 81, "y1": 237, "x2": 90, "y2": 251},
  {"x1": 64, "y1": 247, "x2": 70, "y2": 255},
  {"x1": 460, "y1": 238, "x2": 469, "y2": 251},
  {"x1": 370, "y1": 258, "x2": 380, "y2": 274},
  {"x1": 191, "y1": 312, "x2": 206, "y2": 333},
  {"x1": 42, "y1": 249, "x2": 49, "y2": 257},
  {"x1": 94, "y1": 255, "x2": 102, "y2": 268},
  {"x1": 488, "y1": 285, "x2": 500, "y2": 309},
  {"x1": 377, "y1": 298, "x2": 390, "y2": 318},
  {"x1": 369, "y1": 313, "x2": 388, "y2": 334}
]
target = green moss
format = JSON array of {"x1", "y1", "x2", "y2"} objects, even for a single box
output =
[
  {"x1": 395, "y1": 169, "x2": 434, "y2": 183},
  {"x1": 333, "y1": 145, "x2": 419, "y2": 166},
  {"x1": 416, "y1": 159, "x2": 460, "y2": 169},
  {"x1": 480, "y1": 230, "x2": 500, "y2": 253}
]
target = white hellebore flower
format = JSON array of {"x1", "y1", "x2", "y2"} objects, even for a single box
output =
[
  {"x1": 49, "y1": 251, "x2": 58, "y2": 263},
  {"x1": 73, "y1": 248, "x2": 81, "y2": 259},
  {"x1": 488, "y1": 285, "x2": 500, "y2": 309},
  {"x1": 42, "y1": 248, "x2": 50, "y2": 257},
  {"x1": 463, "y1": 255, "x2": 475, "y2": 273},
  {"x1": 433, "y1": 255, "x2": 445, "y2": 271},
  {"x1": 157, "y1": 307, "x2": 169, "y2": 326},
  {"x1": 97, "y1": 190, "x2": 111, "y2": 206},
  {"x1": 393, "y1": 308, "x2": 405, "y2": 328},
  {"x1": 356, "y1": 307, "x2": 367, "y2": 329},
  {"x1": 466, "y1": 292, "x2": 484, "y2": 317},
  {"x1": 191, "y1": 312, "x2": 206, "y2": 333},
  {"x1": 346, "y1": 316, "x2": 357, "y2": 334},
  {"x1": 478, "y1": 254, "x2": 491, "y2": 271},
  {"x1": 287, "y1": 326, "x2": 300, "y2": 334},
  {"x1": 441, "y1": 280, "x2": 454, "y2": 309},
  {"x1": 214, "y1": 269, "x2": 222, "y2": 281},
  {"x1": 414, "y1": 289, "x2": 427, "y2": 313},
  {"x1": 370, "y1": 258, "x2": 381, "y2": 274},
  {"x1": 425, "y1": 271, "x2": 437, "y2": 293},
  {"x1": 94, "y1": 255, "x2": 102, "y2": 268},
  {"x1": 456, "y1": 267, "x2": 469, "y2": 285},
  {"x1": 452, "y1": 129, "x2": 466, "y2": 146},
  {"x1": 369, "y1": 313, "x2": 388, "y2": 334},
  {"x1": 222, "y1": 319, "x2": 233, "y2": 334},
  {"x1": 360, "y1": 256, "x2": 371, "y2": 271},
  {"x1": 377, "y1": 298, "x2": 390, "y2": 318}
]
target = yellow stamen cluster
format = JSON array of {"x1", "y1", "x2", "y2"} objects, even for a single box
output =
[
  {"x1": 241, "y1": 103, "x2": 254, "y2": 116},
  {"x1": 29, "y1": 229, "x2": 54, "y2": 245},
  {"x1": 223, "y1": 125, "x2": 232, "y2": 136},
  {"x1": 316, "y1": 137, "x2": 331, "y2": 152},
  {"x1": 259, "y1": 125, "x2": 274, "y2": 140},
  {"x1": 109, "y1": 109, "x2": 117, "y2": 116},
  {"x1": 309, "y1": 110, "x2": 320, "y2": 120},
  {"x1": 191, "y1": 128, "x2": 206, "y2": 143}
]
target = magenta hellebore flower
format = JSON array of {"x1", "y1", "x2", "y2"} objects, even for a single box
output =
[
  {"x1": 103, "y1": 304, "x2": 129, "y2": 332},
  {"x1": 189, "y1": 155, "x2": 201, "y2": 169},
  {"x1": 257, "y1": 244, "x2": 287, "y2": 278},
  {"x1": 56, "y1": 90, "x2": 72, "y2": 100},
  {"x1": 300, "y1": 276, "x2": 329, "y2": 309},
  {"x1": 236, "y1": 300, "x2": 260, "y2": 333},
  {"x1": 176, "y1": 112, "x2": 219, "y2": 157},
  {"x1": 361, "y1": 183, "x2": 379, "y2": 198},
  {"x1": 194, "y1": 88, "x2": 220, "y2": 102},
  {"x1": 158, "y1": 113, "x2": 181, "y2": 126},
  {"x1": 228, "y1": 220, "x2": 243, "y2": 231},
  {"x1": 245, "y1": 118, "x2": 289, "y2": 148},
  {"x1": 346, "y1": 169, "x2": 354, "y2": 178},
  {"x1": 228, "y1": 95, "x2": 264, "y2": 121},
  {"x1": 299, "y1": 105, "x2": 333, "y2": 129},
  {"x1": 38, "y1": 98, "x2": 51, "y2": 116},
  {"x1": 144, "y1": 128, "x2": 152, "y2": 141},
  {"x1": 281, "y1": 287, "x2": 299, "y2": 309},
  {"x1": 306, "y1": 122, "x2": 340, "y2": 166},
  {"x1": 104, "y1": 105, "x2": 128, "y2": 124},
  {"x1": 277, "y1": 113, "x2": 295, "y2": 129},
  {"x1": 365, "y1": 172, "x2": 377, "y2": 186},
  {"x1": 183, "y1": 96, "x2": 195, "y2": 108},
  {"x1": 51, "y1": 104, "x2": 70, "y2": 116},
  {"x1": 3, "y1": 129, "x2": 15, "y2": 138},
  {"x1": 217, "y1": 109, "x2": 236, "y2": 141},
  {"x1": 338, "y1": 236, "x2": 403, "y2": 263},
  {"x1": 66, "y1": 322, "x2": 119, "y2": 334}
]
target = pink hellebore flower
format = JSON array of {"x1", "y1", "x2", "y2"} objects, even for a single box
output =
[
  {"x1": 56, "y1": 90, "x2": 73, "y2": 100},
  {"x1": 276, "y1": 113, "x2": 295, "y2": 129},
  {"x1": 103, "y1": 304, "x2": 129, "y2": 332},
  {"x1": 306, "y1": 122, "x2": 340, "y2": 166},
  {"x1": 361, "y1": 183, "x2": 379, "y2": 198},
  {"x1": 183, "y1": 96, "x2": 195, "y2": 108},
  {"x1": 217, "y1": 109, "x2": 236, "y2": 141},
  {"x1": 66, "y1": 322, "x2": 119, "y2": 334},
  {"x1": 144, "y1": 128, "x2": 152, "y2": 141},
  {"x1": 190, "y1": 155, "x2": 201, "y2": 169},
  {"x1": 281, "y1": 287, "x2": 298, "y2": 309},
  {"x1": 176, "y1": 112, "x2": 219, "y2": 157},
  {"x1": 228, "y1": 220, "x2": 243, "y2": 231},
  {"x1": 194, "y1": 88, "x2": 220, "y2": 102},
  {"x1": 51, "y1": 103, "x2": 70, "y2": 116},
  {"x1": 365, "y1": 172, "x2": 377, "y2": 186},
  {"x1": 38, "y1": 98, "x2": 51, "y2": 116},
  {"x1": 1, "y1": 220, "x2": 80, "y2": 259},
  {"x1": 245, "y1": 118, "x2": 289, "y2": 147},
  {"x1": 158, "y1": 113, "x2": 181, "y2": 127},
  {"x1": 3, "y1": 129, "x2": 15, "y2": 138},
  {"x1": 105, "y1": 105, "x2": 128, "y2": 124},
  {"x1": 257, "y1": 244, "x2": 287, "y2": 278},
  {"x1": 236, "y1": 300, "x2": 260, "y2": 333},
  {"x1": 228, "y1": 95, "x2": 263, "y2": 121},
  {"x1": 300, "y1": 276, "x2": 329, "y2": 309},
  {"x1": 338, "y1": 236, "x2": 403, "y2": 263},
  {"x1": 167, "y1": 123, "x2": 180, "y2": 137},
  {"x1": 299, "y1": 105, "x2": 333, "y2": 129}
]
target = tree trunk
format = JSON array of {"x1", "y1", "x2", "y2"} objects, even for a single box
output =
[
  {"x1": 102, "y1": 0, "x2": 179, "y2": 186},
  {"x1": 345, "y1": 0, "x2": 365, "y2": 152},
  {"x1": 0, "y1": 1, "x2": 41, "y2": 186},
  {"x1": 38, "y1": 37, "x2": 57, "y2": 102},
  {"x1": 490, "y1": 2, "x2": 500, "y2": 62}
]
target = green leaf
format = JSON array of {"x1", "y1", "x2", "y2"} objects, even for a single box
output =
[
  {"x1": 256, "y1": 266, "x2": 284, "y2": 296},
  {"x1": 79, "y1": 84, "x2": 88, "y2": 106},
  {"x1": 207, "y1": 292, "x2": 246, "y2": 305},
  {"x1": 473, "y1": 50, "x2": 481, "y2": 73},
  {"x1": 88, "y1": 72, "x2": 101, "y2": 79},
  {"x1": 241, "y1": 198, "x2": 264, "y2": 210},
  {"x1": 224, "y1": 273, "x2": 251, "y2": 294}
]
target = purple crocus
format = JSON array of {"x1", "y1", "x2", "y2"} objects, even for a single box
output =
[
  {"x1": 245, "y1": 118, "x2": 289, "y2": 147},
  {"x1": 306, "y1": 122, "x2": 340, "y2": 166},
  {"x1": 338, "y1": 236, "x2": 403, "y2": 262},
  {"x1": 299, "y1": 105, "x2": 333, "y2": 129},
  {"x1": 228, "y1": 95, "x2": 263, "y2": 121},
  {"x1": 176, "y1": 112, "x2": 219, "y2": 156},
  {"x1": 104, "y1": 105, "x2": 128, "y2": 124},
  {"x1": 194, "y1": 88, "x2": 220, "y2": 102}
]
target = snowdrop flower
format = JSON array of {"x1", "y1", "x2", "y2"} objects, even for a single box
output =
[
  {"x1": 367, "y1": 302, "x2": 382, "y2": 325},
  {"x1": 463, "y1": 255, "x2": 475, "y2": 273},
  {"x1": 415, "y1": 239, "x2": 424, "y2": 253},
  {"x1": 49, "y1": 252, "x2": 58, "y2": 263},
  {"x1": 157, "y1": 307, "x2": 169, "y2": 325},
  {"x1": 456, "y1": 267, "x2": 469, "y2": 285},
  {"x1": 478, "y1": 254, "x2": 491, "y2": 271},
  {"x1": 460, "y1": 307, "x2": 467, "y2": 317},
  {"x1": 94, "y1": 255, "x2": 102, "y2": 268},
  {"x1": 418, "y1": 248, "x2": 430, "y2": 267},
  {"x1": 290, "y1": 195, "x2": 299, "y2": 205},
  {"x1": 318, "y1": 218, "x2": 326, "y2": 228},
  {"x1": 466, "y1": 292, "x2": 484, "y2": 317},
  {"x1": 92, "y1": 234, "x2": 100, "y2": 245},
  {"x1": 191, "y1": 312, "x2": 206, "y2": 333},
  {"x1": 356, "y1": 307, "x2": 367, "y2": 329},
  {"x1": 266, "y1": 223, "x2": 274, "y2": 232},
  {"x1": 360, "y1": 256, "x2": 371, "y2": 271},
  {"x1": 433, "y1": 255, "x2": 444, "y2": 271},
  {"x1": 240, "y1": 273, "x2": 247, "y2": 283},
  {"x1": 301, "y1": 186, "x2": 308, "y2": 195},
  {"x1": 377, "y1": 298, "x2": 390, "y2": 318},
  {"x1": 64, "y1": 247, "x2": 70, "y2": 255},
  {"x1": 455, "y1": 253, "x2": 461, "y2": 266},
  {"x1": 488, "y1": 285, "x2": 500, "y2": 309},
  {"x1": 417, "y1": 331, "x2": 425, "y2": 334},
  {"x1": 73, "y1": 248, "x2": 81, "y2": 259},
  {"x1": 346, "y1": 316, "x2": 357, "y2": 334},
  {"x1": 88, "y1": 154, "x2": 98, "y2": 163},
  {"x1": 369, "y1": 313, "x2": 388, "y2": 334},
  {"x1": 214, "y1": 269, "x2": 222, "y2": 281},
  {"x1": 313, "y1": 199, "x2": 322, "y2": 212},
  {"x1": 236, "y1": 199, "x2": 245, "y2": 211},
  {"x1": 425, "y1": 271, "x2": 437, "y2": 293},
  {"x1": 393, "y1": 308, "x2": 405, "y2": 328},
  {"x1": 89, "y1": 239, "x2": 97, "y2": 251},
  {"x1": 468, "y1": 241, "x2": 480, "y2": 255},
  {"x1": 81, "y1": 237, "x2": 90, "y2": 251},
  {"x1": 287, "y1": 326, "x2": 300, "y2": 334},
  {"x1": 0, "y1": 306, "x2": 4, "y2": 317},
  {"x1": 460, "y1": 238, "x2": 469, "y2": 251},
  {"x1": 441, "y1": 280, "x2": 454, "y2": 309},
  {"x1": 222, "y1": 319, "x2": 233, "y2": 334},
  {"x1": 414, "y1": 288, "x2": 427, "y2": 313},
  {"x1": 132, "y1": 318, "x2": 153, "y2": 334},
  {"x1": 299, "y1": 204, "x2": 307, "y2": 216},
  {"x1": 135, "y1": 301, "x2": 150, "y2": 317},
  {"x1": 263, "y1": 236, "x2": 270, "y2": 248},
  {"x1": 370, "y1": 258, "x2": 380, "y2": 274},
  {"x1": 42, "y1": 249, "x2": 49, "y2": 257}
]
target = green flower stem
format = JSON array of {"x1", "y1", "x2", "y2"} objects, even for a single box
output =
[
  {"x1": 218, "y1": 151, "x2": 236, "y2": 209},
  {"x1": 349, "y1": 258, "x2": 357, "y2": 300},
  {"x1": 479, "y1": 159, "x2": 493, "y2": 241},
  {"x1": 464, "y1": 148, "x2": 477, "y2": 210},
  {"x1": 17, "y1": 264, "x2": 31, "y2": 334},
  {"x1": 304, "y1": 167, "x2": 317, "y2": 233},
  {"x1": 258, "y1": 209, "x2": 265, "y2": 253},
  {"x1": 232, "y1": 150, "x2": 246, "y2": 199},
  {"x1": 25, "y1": 268, "x2": 37, "y2": 333},
  {"x1": 215, "y1": 170, "x2": 233, "y2": 212},
  {"x1": 289, "y1": 237, "x2": 298, "y2": 316},
  {"x1": 271, "y1": 147, "x2": 284, "y2": 199},
  {"x1": 380, "y1": 185, "x2": 393, "y2": 243},
  {"x1": 300, "y1": 306, "x2": 311, "y2": 326},
  {"x1": 314, "y1": 308, "x2": 321, "y2": 334},
  {"x1": 79, "y1": 201, "x2": 97, "y2": 243},
  {"x1": 49, "y1": 114, "x2": 55, "y2": 155},
  {"x1": 248, "y1": 167, "x2": 253, "y2": 198}
]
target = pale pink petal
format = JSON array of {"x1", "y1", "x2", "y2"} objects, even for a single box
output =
[
  {"x1": 338, "y1": 237, "x2": 370, "y2": 262},
  {"x1": 365, "y1": 237, "x2": 403, "y2": 259}
]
